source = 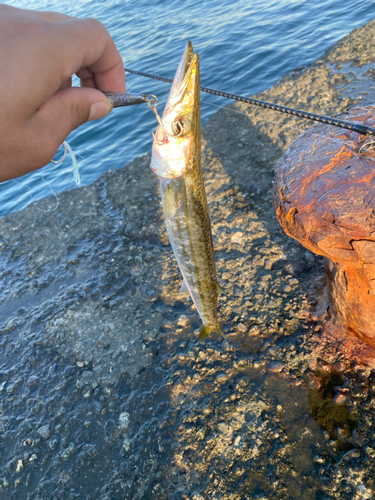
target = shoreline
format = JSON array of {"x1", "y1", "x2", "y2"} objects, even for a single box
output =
[{"x1": 1, "y1": 19, "x2": 375, "y2": 499}]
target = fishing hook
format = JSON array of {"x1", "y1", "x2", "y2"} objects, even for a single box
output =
[
  {"x1": 143, "y1": 94, "x2": 169, "y2": 145},
  {"x1": 144, "y1": 94, "x2": 185, "y2": 145}
]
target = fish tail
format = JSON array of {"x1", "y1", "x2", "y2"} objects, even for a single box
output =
[{"x1": 199, "y1": 324, "x2": 226, "y2": 341}]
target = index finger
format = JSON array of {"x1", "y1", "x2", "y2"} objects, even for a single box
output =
[
  {"x1": 22, "y1": 15, "x2": 126, "y2": 109},
  {"x1": 54, "y1": 17, "x2": 126, "y2": 93}
]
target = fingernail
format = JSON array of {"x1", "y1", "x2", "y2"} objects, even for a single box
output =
[{"x1": 88, "y1": 101, "x2": 112, "y2": 121}]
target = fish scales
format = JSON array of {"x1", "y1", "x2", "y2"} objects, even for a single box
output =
[
  {"x1": 150, "y1": 42, "x2": 224, "y2": 339},
  {"x1": 160, "y1": 167, "x2": 218, "y2": 328}
]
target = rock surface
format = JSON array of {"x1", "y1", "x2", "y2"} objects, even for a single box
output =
[
  {"x1": 1, "y1": 19, "x2": 375, "y2": 500},
  {"x1": 273, "y1": 106, "x2": 375, "y2": 346}
]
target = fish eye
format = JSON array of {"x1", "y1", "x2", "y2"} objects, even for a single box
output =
[{"x1": 172, "y1": 116, "x2": 191, "y2": 137}]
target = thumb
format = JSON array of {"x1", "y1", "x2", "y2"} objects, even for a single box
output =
[{"x1": 32, "y1": 86, "x2": 112, "y2": 148}]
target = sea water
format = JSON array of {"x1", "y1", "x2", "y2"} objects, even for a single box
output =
[{"x1": 2, "y1": 0, "x2": 375, "y2": 215}]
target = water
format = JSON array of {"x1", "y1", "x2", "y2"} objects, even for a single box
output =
[{"x1": 2, "y1": 0, "x2": 375, "y2": 216}]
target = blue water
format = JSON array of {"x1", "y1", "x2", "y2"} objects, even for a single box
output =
[{"x1": 2, "y1": 0, "x2": 375, "y2": 215}]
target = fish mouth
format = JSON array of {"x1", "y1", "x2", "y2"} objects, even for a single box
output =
[{"x1": 170, "y1": 41, "x2": 199, "y2": 99}]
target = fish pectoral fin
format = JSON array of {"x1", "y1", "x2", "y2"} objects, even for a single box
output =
[
  {"x1": 199, "y1": 324, "x2": 226, "y2": 341},
  {"x1": 179, "y1": 279, "x2": 189, "y2": 294},
  {"x1": 163, "y1": 184, "x2": 176, "y2": 221},
  {"x1": 217, "y1": 282, "x2": 224, "y2": 294}
]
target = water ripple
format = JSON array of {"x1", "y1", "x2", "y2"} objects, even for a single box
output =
[{"x1": 2, "y1": 0, "x2": 375, "y2": 215}]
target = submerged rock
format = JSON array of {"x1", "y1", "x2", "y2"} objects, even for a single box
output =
[
  {"x1": 26, "y1": 375, "x2": 39, "y2": 386},
  {"x1": 37, "y1": 425, "x2": 51, "y2": 439}
]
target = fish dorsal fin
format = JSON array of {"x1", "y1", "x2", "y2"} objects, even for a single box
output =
[
  {"x1": 163, "y1": 184, "x2": 176, "y2": 221},
  {"x1": 217, "y1": 282, "x2": 224, "y2": 294},
  {"x1": 179, "y1": 279, "x2": 189, "y2": 294}
]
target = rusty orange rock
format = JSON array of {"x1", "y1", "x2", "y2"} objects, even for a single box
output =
[{"x1": 273, "y1": 106, "x2": 375, "y2": 347}]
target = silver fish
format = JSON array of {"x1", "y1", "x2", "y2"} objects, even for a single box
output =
[{"x1": 150, "y1": 42, "x2": 224, "y2": 340}]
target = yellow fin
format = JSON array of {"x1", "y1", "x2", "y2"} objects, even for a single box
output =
[
  {"x1": 163, "y1": 184, "x2": 176, "y2": 221},
  {"x1": 217, "y1": 282, "x2": 224, "y2": 294},
  {"x1": 199, "y1": 324, "x2": 226, "y2": 341}
]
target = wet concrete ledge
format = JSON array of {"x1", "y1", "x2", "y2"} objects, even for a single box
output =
[{"x1": 1, "y1": 19, "x2": 375, "y2": 500}]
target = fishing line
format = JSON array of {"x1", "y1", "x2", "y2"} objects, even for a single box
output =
[
  {"x1": 12, "y1": 140, "x2": 80, "y2": 213},
  {"x1": 65, "y1": 141, "x2": 81, "y2": 186},
  {"x1": 200, "y1": 99, "x2": 357, "y2": 151},
  {"x1": 124, "y1": 67, "x2": 375, "y2": 138},
  {"x1": 12, "y1": 169, "x2": 59, "y2": 213},
  {"x1": 52, "y1": 141, "x2": 81, "y2": 186}
]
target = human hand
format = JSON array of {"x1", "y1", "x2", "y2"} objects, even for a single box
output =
[{"x1": 0, "y1": 5, "x2": 126, "y2": 182}]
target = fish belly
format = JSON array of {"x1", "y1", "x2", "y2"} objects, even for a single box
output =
[{"x1": 159, "y1": 172, "x2": 219, "y2": 329}]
